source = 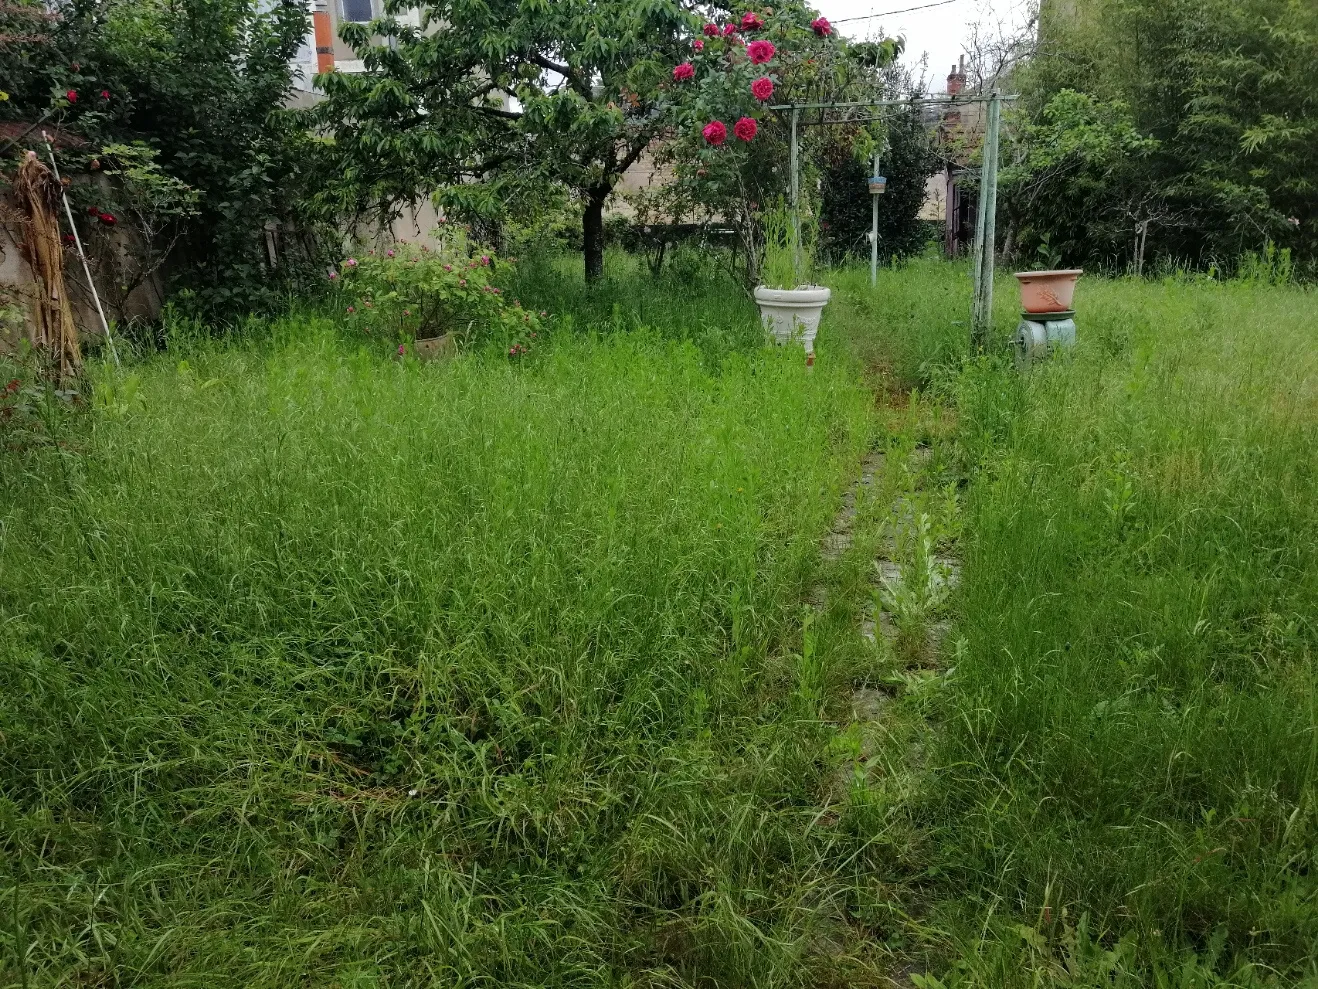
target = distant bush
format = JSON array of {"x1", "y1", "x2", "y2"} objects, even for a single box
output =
[{"x1": 332, "y1": 243, "x2": 545, "y2": 356}]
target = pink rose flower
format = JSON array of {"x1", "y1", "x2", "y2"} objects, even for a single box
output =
[
  {"x1": 747, "y1": 40, "x2": 775, "y2": 64},
  {"x1": 100, "y1": 89, "x2": 110, "y2": 100},
  {"x1": 751, "y1": 76, "x2": 774, "y2": 101},
  {"x1": 740, "y1": 11, "x2": 763, "y2": 31},
  {"x1": 673, "y1": 61, "x2": 694, "y2": 82},
  {"x1": 694, "y1": 39, "x2": 704, "y2": 51},
  {"x1": 734, "y1": 116, "x2": 758, "y2": 142},
  {"x1": 702, "y1": 22, "x2": 719, "y2": 36},
  {"x1": 723, "y1": 23, "x2": 737, "y2": 35},
  {"x1": 810, "y1": 17, "x2": 832, "y2": 36},
  {"x1": 702, "y1": 120, "x2": 728, "y2": 145},
  {"x1": 66, "y1": 90, "x2": 77, "y2": 103}
]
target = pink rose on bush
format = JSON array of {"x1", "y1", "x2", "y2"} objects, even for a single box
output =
[
  {"x1": 673, "y1": 61, "x2": 694, "y2": 82},
  {"x1": 694, "y1": 39, "x2": 704, "y2": 51},
  {"x1": 723, "y1": 23, "x2": 737, "y2": 35},
  {"x1": 733, "y1": 117, "x2": 758, "y2": 142},
  {"x1": 702, "y1": 120, "x2": 728, "y2": 145},
  {"x1": 702, "y1": 22, "x2": 719, "y2": 36},
  {"x1": 66, "y1": 90, "x2": 77, "y2": 103},
  {"x1": 747, "y1": 40, "x2": 775, "y2": 64},
  {"x1": 740, "y1": 11, "x2": 763, "y2": 31},
  {"x1": 751, "y1": 76, "x2": 774, "y2": 101},
  {"x1": 810, "y1": 17, "x2": 832, "y2": 36}
]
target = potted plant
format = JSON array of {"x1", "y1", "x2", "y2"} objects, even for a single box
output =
[
  {"x1": 753, "y1": 200, "x2": 830, "y2": 358},
  {"x1": 1015, "y1": 268, "x2": 1083, "y2": 313}
]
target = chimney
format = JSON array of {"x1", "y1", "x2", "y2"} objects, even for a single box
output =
[{"x1": 947, "y1": 55, "x2": 967, "y2": 97}]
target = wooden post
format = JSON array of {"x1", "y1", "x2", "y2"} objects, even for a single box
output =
[{"x1": 971, "y1": 91, "x2": 1001, "y2": 353}]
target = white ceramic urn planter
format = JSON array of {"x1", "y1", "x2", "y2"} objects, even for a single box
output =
[{"x1": 753, "y1": 285, "x2": 831, "y2": 358}]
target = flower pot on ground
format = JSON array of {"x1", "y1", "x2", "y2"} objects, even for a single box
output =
[
  {"x1": 414, "y1": 333, "x2": 456, "y2": 362},
  {"x1": 1015, "y1": 269, "x2": 1083, "y2": 313}
]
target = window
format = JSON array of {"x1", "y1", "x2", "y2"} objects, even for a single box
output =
[{"x1": 340, "y1": 0, "x2": 372, "y2": 22}]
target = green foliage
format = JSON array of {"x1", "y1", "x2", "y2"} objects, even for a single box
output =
[
  {"x1": 332, "y1": 242, "x2": 545, "y2": 352},
  {"x1": 2, "y1": 0, "x2": 323, "y2": 316},
  {"x1": 819, "y1": 104, "x2": 937, "y2": 264},
  {"x1": 1000, "y1": 90, "x2": 1160, "y2": 268},
  {"x1": 304, "y1": 0, "x2": 704, "y2": 278},
  {"x1": 1012, "y1": 0, "x2": 1318, "y2": 272}
]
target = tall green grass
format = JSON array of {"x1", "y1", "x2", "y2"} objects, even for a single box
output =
[
  {"x1": 927, "y1": 278, "x2": 1318, "y2": 984},
  {"x1": 0, "y1": 322, "x2": 890, "y2": 986}
]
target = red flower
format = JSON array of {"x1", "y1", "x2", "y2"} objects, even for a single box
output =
[
  {"x1": 672, "y1": 62, "x2": 694, "y2": 82},
  {"x1": 723, "y1": 23, "x2": 737, "y2": 35},
  {"x1": 740, "y1": 11, "x2": 764, "y2": 31},
  {"x1": 87, "y1": 205, "x2": 100, "y2": 216},
  {"x1": 734, "y1": 116, "x2": 758, "y2": 141},
  {"x1": 702, "y1": 22, "x2": 719, "y2": 36},
  {"x1": 98, "y1": 212, "x2": 117, "y2": 226},
  {"x1": 100, "y1": 89, "x2": 110, "y2": 99},
  {"x1": 751, "y1": 76, "x2": 774, "y2": 101},
  {"x1": 66, "y1": 90, "x2": 78, "y2": 103},
  {"x1": 747, "y1": 40, "x2": 776, "y2": 64},
  {"x1": 694, "y1": 39, "x2": 704, "y2": 51},
  {"x1": 702, "y1": 120, "x2": 727, "y2": 145},
  {"x1": 810, "y1": 17, "x2": 832, "y2": 36}
]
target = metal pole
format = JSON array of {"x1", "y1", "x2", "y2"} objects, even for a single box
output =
[
  {"x1": 44, "y1": 138, "x2": 120, "y2": 367},
  {"x1": 870, "y1": 150, "x2": 879, "y2": 288},
  {"x1": 970, "y1": 92, "x2": 1001, "y2": 354},
  {"x1": 789, "y1": 108, "x2": 801, "y2": 285}
]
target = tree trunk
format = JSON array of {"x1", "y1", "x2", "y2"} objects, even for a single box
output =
[{"x1": 582, "y1": 186, "x2": 609, "y2": 283}]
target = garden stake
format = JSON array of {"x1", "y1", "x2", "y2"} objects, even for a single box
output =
[{"x1": 45, "y1": 135, "x2": 119, "y2": 368}]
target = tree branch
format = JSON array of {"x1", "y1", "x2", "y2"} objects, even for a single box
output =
[
  {"x1": 476, "y1": 104, "x2": 523, "y2": 120},
  {"x1": 529, "y1": 51, "x2": 591, "y2": 98}
]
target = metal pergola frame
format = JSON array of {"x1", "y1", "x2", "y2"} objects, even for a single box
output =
[{"x1": 769, "y1": 92, "x2": 1016, "y2": 352}]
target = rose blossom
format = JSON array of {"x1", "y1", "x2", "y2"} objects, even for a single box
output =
[
  {"x1": 702, "y1": 22, "x2": 719, "y2": 36},
  {"x1": 733, "y1": 117, "x2": 758, "y2": 141},
  {"x1": 751, "y1": 76, "x2": 774, "y2": 101},
  {"x1": 694, "y1": 39, "x2": 704, "y2": 51},
  {"x1": 702, "y1": 120, "x2": 728, "y2": 145},
  {"x1": 810, "y1": 17, "x2": 832, "y2": 36},
  {"x1": 747, "y1": 40, "x2": 775, "y2": 64},
  {"x1": 740, "y1": 11, "x2": 763, "y2": 30},
  {"x1": 673, "y1": 62, "x2": 694, "y2": 82}
]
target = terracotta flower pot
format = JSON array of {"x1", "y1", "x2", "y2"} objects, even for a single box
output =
[{"x1": 1014, "y1": 269, "x2": 1082, "y2": 313}]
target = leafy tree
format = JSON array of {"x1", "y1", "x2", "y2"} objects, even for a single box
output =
[
  {"x1": 1013, "y1": 0, "x2": 1318, "y2": 272},
  {"x1": 307, "y1": 0, "x2": 706, "y2": 282},
  {"x1": 306, "y1": 1, "x2": 892, "y2": 282}
]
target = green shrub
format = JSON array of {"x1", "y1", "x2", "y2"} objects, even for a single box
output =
[{"x1": 332, "y1": 243, "x2": 545, "y2": 354}]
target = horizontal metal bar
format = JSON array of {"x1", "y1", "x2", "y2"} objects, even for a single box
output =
[{"x1": 768, "y1": 95, "x2": 1018, "y2": 111}]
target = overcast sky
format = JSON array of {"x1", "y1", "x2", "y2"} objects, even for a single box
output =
[{"x1": 812, "y1": 0, "x2": 1035, "y2": 93}]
